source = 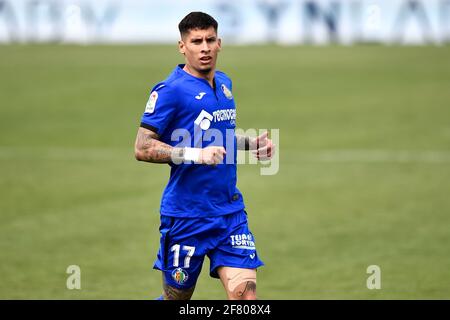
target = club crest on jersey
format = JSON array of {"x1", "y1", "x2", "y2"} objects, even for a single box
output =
[
  {"x1": 221, "y1": 84, "x2": 233, "y2": 100},
  {"x1": 145, "y1": 91, "x2": 158, "y2": 114},
  {"x1": 172, "y1": 268, "x2": 189, "y2": 285}
]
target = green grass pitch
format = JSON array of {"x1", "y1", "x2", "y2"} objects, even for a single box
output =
[{"x1": 1, "y1": 44, "x2": 450, "y2": 299}]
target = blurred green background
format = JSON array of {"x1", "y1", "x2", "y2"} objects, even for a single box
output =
[{"x1": 0, "y1": 45, "x2": 449, "y2": 299}]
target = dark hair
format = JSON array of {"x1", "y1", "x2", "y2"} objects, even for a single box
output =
[{"x1": 178, "y1": 12, "x2": 218, "y2": 37}]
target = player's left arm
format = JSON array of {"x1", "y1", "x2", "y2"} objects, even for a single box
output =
[{"x1": 236, "y1": 131, "x2": 275, "y2": 160}]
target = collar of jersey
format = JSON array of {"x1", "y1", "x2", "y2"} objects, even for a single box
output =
[{"x1": 177, "y1": 64, "x2": 215, "y2": 88}]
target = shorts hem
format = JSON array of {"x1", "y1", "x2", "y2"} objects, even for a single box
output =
[{"x1": 210, "y1": 262, "x2": 264, "y2": 279}]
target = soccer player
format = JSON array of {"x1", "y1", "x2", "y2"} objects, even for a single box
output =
[{"x1": 134, "y1": 12, "x2": 275, "y2": 300}]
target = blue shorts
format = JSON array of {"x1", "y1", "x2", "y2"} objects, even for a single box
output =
[{"x1": 153, "y1": 209, "x2": 264, "y2": 289}]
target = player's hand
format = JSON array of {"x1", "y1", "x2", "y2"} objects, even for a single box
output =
[
  {"x1": 200, "y1": 146, "x2": 226, "y2": 165},
  {"x1": 252, "y1": 131, "x2": 275, "y2": 160}
]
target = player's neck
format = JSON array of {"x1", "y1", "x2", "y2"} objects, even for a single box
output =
[{"x1": 183, "y1": 64, "x2": 215, "y2": 88}]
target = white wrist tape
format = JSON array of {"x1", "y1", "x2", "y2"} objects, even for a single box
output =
[{"x1": 184, "y1": 147, "x2": 201, "y2": 163}]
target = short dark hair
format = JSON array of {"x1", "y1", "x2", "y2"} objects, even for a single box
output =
[{"x1": 178, "y1": 12, "x2": 218, "y2": 37}]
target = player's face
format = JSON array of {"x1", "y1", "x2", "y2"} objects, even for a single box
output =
[{"x1": 179, "y1": 27, "x2": 221, "y2": 75}]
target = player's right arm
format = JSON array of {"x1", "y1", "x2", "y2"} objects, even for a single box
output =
[
  {"x1": 134, "y1": 127, "x2": 182, "y2": 163},
  {"x1": 134, "y1": 127, "x2": 226, "y2": 165},
  {"x1": 137, "y1": 84, "x2": 225, "y2": 164}
]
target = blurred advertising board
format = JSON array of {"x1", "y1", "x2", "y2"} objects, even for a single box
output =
[{"x1": 1, "y1": 0, "x2": 449, "y2": 44}]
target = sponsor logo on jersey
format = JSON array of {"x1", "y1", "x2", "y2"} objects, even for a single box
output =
[
  {"x1": 195, "y1": 109, "x2": 236, "y2": 130},
  {"x1": 212, "y1": 109, "x2": 236, "y2": 123},
  {"x1": 172, "y1": 268, "x2": 189, "y2": 285},
  {"x1": 194, "y1": 110, "x2": 214, "y2": 130}
]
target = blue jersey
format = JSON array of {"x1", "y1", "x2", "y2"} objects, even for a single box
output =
[{"x1": 140, "y1": 64, "x2": 245, "y2": 218}]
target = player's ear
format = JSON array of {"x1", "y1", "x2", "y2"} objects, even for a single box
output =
[
  {"x1": 217, "y1": 38, "x2": 222, "y2": 51},
  {"x1": 178, "y1": 40, "x2": 185, "y2": 55}
]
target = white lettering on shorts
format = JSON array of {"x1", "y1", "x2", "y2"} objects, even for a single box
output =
[{"x1": 230, "y1": 233, "x2": 256, "y2": 250}]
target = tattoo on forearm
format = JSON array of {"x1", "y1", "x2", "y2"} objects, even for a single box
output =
[
  {"x1": 135, "y1": 128, "x2": 183, "y2": 163},
  {"x1": 162, "y1": 280, "x2": 195, "y2": 300}
]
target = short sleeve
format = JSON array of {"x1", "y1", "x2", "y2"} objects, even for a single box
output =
[{"x1": 140, "y1": 84, "x2": 177, "y2": 135}]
